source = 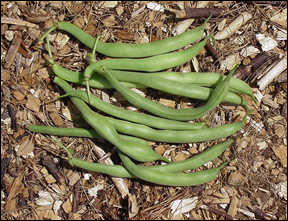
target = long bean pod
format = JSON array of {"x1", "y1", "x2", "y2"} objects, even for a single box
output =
[
  {"x1": 119, "y1": 151, "x2": 227, "y2": 186},
  {"x1": 52, "y1": 63, "x2": 244, "y2": 105},
  {"x1": 58, "y1": 90, "x2": 207, "y2": 130},
  {"x1": 53, "y1": 76, "x2": 168, "y2": 163},
  {"x1": 39, "y1": 17, "x2": 210, "y2": 58},
  {"x1": 107, "y1": 70, "x2": 256, "y2": 102},
  {"x1": 105, "y1": 114, "x2": 248, "y2": 143},
  {"x1": 93, "y1": 65, "x2": 240, "y2": 121},
  {"x1": 30, "y1": 124, "x2": 233, "y2": 177},
  {"x1": 83, "y1": 35, "x2": 210, "y2": 87}
]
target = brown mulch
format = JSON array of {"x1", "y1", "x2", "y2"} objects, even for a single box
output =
[{"x1": 1, "y1": 1, "x2": 287, "y2": 220}]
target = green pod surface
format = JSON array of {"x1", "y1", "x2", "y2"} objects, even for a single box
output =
[
  {"x1": 53, "y1": 77, "x2": 168, "y2": 163},
  {"x1": 119, "y1": 152, "x2": 227, "y2": 186},
  {"x1": 105, "y1": 116, "x2": 246, "y2": 143},
  {"x1": 40, "y1": 17, "x2": 209, "y2": 58},
  {"x1": 28, "y1": 125, "x2": 232, "y2": 178},
  {"x1": 94, "y1": 66, "x2": 242, "y2": 121},
  {"x1": 51, "y1": 63, "x2": 245, "y2": 105},
  {"x1": 61, "y1": 89, "x2": 207, "y2": 130},
  {"x1": 83, "y1": 36, "x2": 210, "y2": 80}
]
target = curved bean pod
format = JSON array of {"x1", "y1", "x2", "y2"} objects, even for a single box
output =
[
  {"x1": 59, "y1": 89, "x2": 207, "y2": 130},
  {"x1": 94, "y1": 65, "x2": 240, "y2": 121},
  {"x1": 39, "y1": 17, "x2": 210, "y2": 58},
  {"x1": 105, "y1": 115, "x2": 247, "y2": 143},
  {"x1": 119, "y1": 152, "x2": 227, "y2": 186},
  {"x1": 108, "y1": 70, "x2": 256, "y2": 102},
  {"x1": 83, "y1": 35, "x2": 210, "y2": 83},
  {"x1": 53, "y1": 76, "x2": 169, "y2": 163},
  {"x1": 52, "y1": 63, "x2": 244, "y2": 105},
  {"x1": 30, "y1": 124, "x2": 233, "y2": 177}
]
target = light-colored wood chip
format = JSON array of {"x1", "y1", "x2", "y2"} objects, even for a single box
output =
[
  {"x1": 26, "y1": 94, "x2": 41, "y2": 112},
  {"x1": 1, "y1": 16, "x2": 39, "y2": 28},
  {"x1": 228, "y1": 196, "x2": 239, "y2": 217},
  {"x1": 272, "y1": 145, "x2": 287, "y2": 167},
  {"x1": 62, "y1": 198, "x2": 72, "y2": 214}
]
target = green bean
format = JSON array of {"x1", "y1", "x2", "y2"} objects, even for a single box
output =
[
  {"x1": 51, "y1": 63, "x2": 244, "y2": 105},
  {"x1": 53, "y1": 76, "x2": 169, "y2": 163},
  {"x1": 50, "y1": 63, "x2": 144, "y2": 88},
  {"x1": 58, "y1": 90, "x2": 207, "y2": 130},
  {"x1": 29, "y1": 109, "x2": 246, "y2": 143},
  {"x1": 31, "y1": 125, "x2": 233, "y2": 177},
  {"x1": 105, "y1": 114, "x2": 248, "y2": 143},
  {"x1": 119, "y1": 151, "x2": 227, "y2": 186},
  {"x1": 69, "y1": 139, "x2": 232, "y2": 178},
  {"x1": 39, "y1": 17, "x2": 210, "y2": 58},
  {"x1": 83, "y1": 36, "x2": 210, "y2": 85},
  {"x1": 107, "y1": 70, "x2": 256, "y2": 103},
  {"x1": 93, "y1": 65, "x2": 240, "y2": 121}
]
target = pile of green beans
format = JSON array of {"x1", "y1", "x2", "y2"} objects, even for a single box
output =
[{"x1": 28, "y1": 18, "x2": 255, "y2": 186}]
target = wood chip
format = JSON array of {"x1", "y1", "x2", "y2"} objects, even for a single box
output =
[
  {"x1": 159, "y1": 98, "x2": 175, "y2": 108},
  {"x1": 67, "y1": 171, "x2": 81, "y2": 186},
  {"x1": 13, "y1": 90, "x2": 26, "y2": 101},
  {"x1": 228, "y1": 171, "x2": 247, "y2": 185},
  {"x1": 274, "y1": 124, "x2": 285, "y2": 138},
  {"x1": 17, "y1": 136, "x2": 34, "y2": 158},
  {"x1": 5, "y1": 173, "x2": 24, "y2": 212},
  {"x1": 26, "y1": 94, "x2": 41, "y2": 112},
  {"x1": 128, "y1": 193, "x2": 139, "y2": 218},
  {"x1": 155, "y1": 145, "x2": 166, "y2": 155},
  {"x1": 1, "y1": 70, "x2": 11, "y2": 81},
  {"x1": 174, "y1": 152, "x2": 190, "y2": 161},
  {"x1": 4, "y1": 31, "x2": 22, "y2": 69},
  {"x1": 102, "y1": 15, "x2": 116, "y2": 27},
  {"x1": 49, "y1": 112, "x2": 64, "y2": 126},
  {"x1": 228, "y1": 196, "x2": 239, "y2": 217},
  {"x1": 270, "y1": 8, "x2": 287, "y2": 29},
  {"x1": 62, "y1": 198, "x2": 72, "y2": 214},
  {"x1": 102, "y1": 1, "x2": 118, "y2": 8},
  {"x1": 272, "y1": 145, "x2": 287, "y2": 167},
  {"x1": 1, "y1": 17, "x2": 39, "y2": 28}
]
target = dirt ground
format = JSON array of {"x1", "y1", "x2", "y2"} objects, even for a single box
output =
[{"x1": 1, "y1": 1, "x2": 287, "y2": 220}]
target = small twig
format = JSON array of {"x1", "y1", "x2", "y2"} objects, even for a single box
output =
[
  {"x1": 166, "y1": 7, "x2": 224, "y2": 19},
  {"x1": 1, "y1": 16, "x2": 39, "y2": 28},
  {"x1": 234, "y1": 53, "x2": 271, "y2": 80},
  {"x1": 250, "y1": 1, "x2": 287, "y2": 6},
  {"x1": 72, "y1": 180, "x2": 81, "y2": 213},
  {"x1": 7, "y1": 104, "x2": 17, "y2": 131},
  {"x1": 207, "y1": 206, "x2": 234, "y2": 220},
  {"x1": 185, "y1": 8, "x2": 224, "y2": 19}
]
